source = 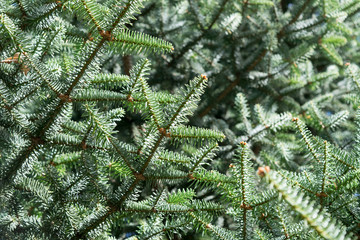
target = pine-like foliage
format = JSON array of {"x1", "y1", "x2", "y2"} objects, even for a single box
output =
[
  {"x1": 131, "y1": 0, "x2": 360, "y2": 239},
  {"x1": 2, "y1": 0, "x2": 360, "y2": 239},
  {"x1": 0, "y1": 1, "x2": 225, "y2": 239}
]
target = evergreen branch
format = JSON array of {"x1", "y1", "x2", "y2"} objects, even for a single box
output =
[
  {"x1": 199, "y1": 0, "x2": 315, "y2": 117},
  {"x1": 80, "y1": 151, "x2": 110, "y2": 201},
  {"x1": 109, "y1": 29, "x2": 174, "y2": 54},
  {"x1": 71, "y1": 178, "x2": 140, "y2": 239},
  {"x1": 84, "y1": 104, "x2": 135, "y2": 173},
  {"x1": 15, "y1": 0, "x2": 27, "y2": 17},
  {"x1": 90, "y1": 73, "x2": 129, "y2": 89},
  {"x1": 127, "y1": 58, "x2": 149, "y2": 99},
  {"x1": 108, "y1": 0, "x2": 143, "y2": 32},
  {"x1": 320, "y1": 141, "x2": 328, "y2": 208},
  {"x1": 190, "y1": 143, "x2": 218, "y2": 172},
  {"x1": 81, "y1": 0, "x2": 103, "y2": 32},
  {"x1": 239, "y1": 142, "x2": 249, "y2": 203},
  {"x1": 277, "y1": 207, "x2": 290, "y2": 239},
  {"x1": 189, "y1": 212, "x2": 234, "y2": 240},
  {"x1": 1, "y1": 15, "x2": 62, "y2": 95},
  {"x1": 157, "y1": 150, "x2": 192, "y2": 164},
  {"x1": 277, "y1": 0, "x2": 314, "y2": 38},
  {"x1": 330, "y1": 149, "x2": 358, "y2": 171},
  {"x1": 139, "y1": 76, "x2": 165, "y2": 129},
  {"x1": 66, "y1": 38, "x2": 107, "y2": 95},
  {"x1": 277, "y1": 171, "x2": 317, "y2": 195},
  {"x1": 264, "y1": 170, "x2": 352, "y2": 240},
  {"x1": 67, "y1": 0, "x2": 136, "y2": 95},
  {"x1": 15, "y1": 176, "x2": 52, "y2": 204},
  {"x1": 292, "y1": 118, "x2": 321, "y2": 162},
  {"x1": 1, "y1": 144, "x2": 36, "y2": 188},
  {"x1": 250, "y1": 191, "x2": 277, "y2": 207},
  {"x1": 27, "y1": 1, "x2": 63, "y2": 26},
  {"x1": 143, "y1": 222, "x2": 188, "y2": 240},
  {"x1": 124, "y1": 207, "x2": 225, "y2": 213},
  {"x1": 166, "y1": 75, "x2": 208, "y2": 129},
  {"x1": 140, "y1": 135, "x2": 165, "y2": 173},
  {"x1": 170, "y1": 126, "x2": 225, "y2": 145},
  {"x1": 71, "y1": 89, "x2": 127, "y2": 102},
  {"x1": 168, "y1": 0, "x2": 230, "y2": 67},
  {"x1": 145, "y1": 174, "x2": 188, "y2": 180}
]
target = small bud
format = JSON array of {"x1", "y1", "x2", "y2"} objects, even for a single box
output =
[
  {"x1": 58, "y1": 94, "x2": 72, "y2": 102},
  {"x1": 292, "y1": 117, "x2": 299, "y2": 122},
  {"x1": 201, "y1": 74, "x2": 207, "y2": 80},
  {"x1": 229, "y1": 164, "x2": 235, "y2": 168},
  {"x1": 345, "y1": 62, "x2": 350, "y2": 66},
  {"x1": 205, "y1": 224, "x2": 211, "y2": 229},
  {"x1": 257, "y1": 166, "x2": 270, "y2": 177},
  {"x1": 81, "y1": 141, "x2": 87, "y2": 150},
  {"x1": 240, "y1": 141, "x2": 247, "y2": 146},
  {"x1": 99, "y1": 30, "x2": 112, "y2": 40},
  {"x1": 257, "y1": 167, "x2": 265, "y2": 177},
  {"x1": 127, "y1": 96, "x2": 134, "y2": 102},
  {"x1": 134, "y1": 172, "x2": 146, "y2": 181},
  {"x1": 159, "y1": 128, "x2": 166, "y2": 135}
]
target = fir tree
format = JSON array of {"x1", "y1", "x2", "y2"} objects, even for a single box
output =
[
  {"x1": 1, "y1": 0, "x2": 360, "y2": 240},
  {"x1": 0, "y1": 1, "x2": 224, "y2": 239}
]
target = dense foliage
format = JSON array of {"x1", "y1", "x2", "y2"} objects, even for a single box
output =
[{"x1": 1, "y1": 0, "x2": 360, "y2": 239}]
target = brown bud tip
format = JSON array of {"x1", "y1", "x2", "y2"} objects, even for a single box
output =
[
  {"x1": 240, "y1": 141, "x2": 247, "y2": 146},
  {"x1": 201, "y1": 74, "x2": 207, "y2": 80},
  {"x1": 171, "y1": 47, "x2": 174, "y2": 51},
  {"x1": 108, "y1": 163, "x2": 112, "y2": 168},
  {"x1": 292, "y1": 117, "x2": 299, "y2": 122},
  {"x1": 264, "y1": 166, "x2": 270, "y2": 173},
  {"x1": 81, "y1": 141, "x2": 87, "y2": 150},
  {"x1": 127, "y1": 96, "x2": 134, "y2": 102},
  {"x1": 205, "y1": 224, "x2": 211, "y2": 229},
  {"x1": 134, "y1": 172, "x2": 146, "y2": 181},
  {"x1": 58, "y1": 94, "x2": 72, "y2": 102},
  {"x1": 159, "y1": 128, "x2": 166, "y2": 135},
  {"x1": 188, "y1": 173, "x2": 195, "y2": 180},
  {"x1": 257, "y1": 167, "x2": 266, "y2": 177},
  {"x1": 99, "y1": 30, "x2": 112, "y2": 40},
  {"x1": 345, "y1": 62, "x2": 350, "y2": 66},
  {"x1": 229, "y1": 164, "x2": 235, "y2": 168}
]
